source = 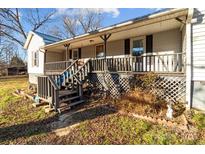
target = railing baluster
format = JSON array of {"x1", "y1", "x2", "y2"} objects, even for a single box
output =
[
  {"x1": 153, "y1": 55, "x2": 155, "y2": 72},
  {"x1": 45, "y1": 60, "x2": 73, "y2": 72},
  {"x1": 89, "y1": 53, "x2": 184, "y2": 73},
  {"x1": 149, "y1": 56, "x2": 151, "y2": 71}
]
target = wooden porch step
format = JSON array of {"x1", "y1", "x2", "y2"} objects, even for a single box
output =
[
  {"x1": 60, "y1": 96, "x2": 80, "y2": 103},
  {"x1": 57, "y1": 103, "x2": 71, "y2": 113},
  {"x1": 58, "y1": 90, "x2": 77, "y2": 98},
  {"x1": 69, "y1": 99, "x2": 85, "y2": 107},
  {"x1": 58, "y1": 99, "x2": 85, "y2": 113}
]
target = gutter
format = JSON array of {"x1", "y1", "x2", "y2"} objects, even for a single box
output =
[{"x1": 23, "y1": 32, "x2": 34, "y2": 50}]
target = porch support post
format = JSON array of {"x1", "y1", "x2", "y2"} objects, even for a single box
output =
[
  {"x1": 64, "y1": 44, "x2": 70, "y2": 67},
  {"x1": 186, "y1": 23, "x2": 192, "y2": 109},
  {"x1": 64, "y1": 44, "x2": 70, "y2": 61},
  {"x1": 100, "y1": 34, "x2": 111, "y2": 71},
  {"x1": 44, "y1": 50, "x2": 47, "y2": 75},
  {"x1": 185, "y1": 8, "x2": 194, "y2": 109}
]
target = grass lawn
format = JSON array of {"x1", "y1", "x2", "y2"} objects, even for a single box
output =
[{"x1": 0, "y1": 77, "x2": 205, "y2": 144}]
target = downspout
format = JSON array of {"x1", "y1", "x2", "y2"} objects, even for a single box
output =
[{"x1": 185, "y1": 8, "x2": 194, "y2": 109}]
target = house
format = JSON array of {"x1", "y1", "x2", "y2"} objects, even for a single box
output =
[{"x1": 24, "y1": 8, "x2": 205, "y2": 112}]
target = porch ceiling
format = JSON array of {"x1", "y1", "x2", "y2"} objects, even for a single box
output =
[{"x1": 45, "y1": 11, "x2": 187, "y2": 52}]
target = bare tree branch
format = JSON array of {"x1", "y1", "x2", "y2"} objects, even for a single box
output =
[
  {"x1": 0, "y1": 31, "x2": 24, "y2": 46},
  {"x1": 0, "y1": 8, "x2": 56, "y2": 48},
  {"x1": 62, "y1": 9, "x2": 103, "y2": 38},
  {"x1": 32, "y1": 10, "x2": 56, "y2": 31}
]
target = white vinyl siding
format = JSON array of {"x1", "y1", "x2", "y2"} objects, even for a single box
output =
[
  {"x1": 153, "y1": 28, "x2": 181, "y2": 54},
  {"x1": 27, "y1": 33, "x2": 45, "y2": 84},
  {"x1": 46, "y1": 52, "x2": 64, "y2": 62},
  {"x1": 79, "y1": 29, "x2": 181, "y2": 58},
  {"x1": 192, "y1": 8, "x2": 205, "y2": 81},
  {"x1": 191, "y1": 8, "x2": 205, "y2": 110}
]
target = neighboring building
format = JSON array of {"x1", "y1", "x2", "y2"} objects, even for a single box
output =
[
  {"x1": 24, "y1": 8, "x2": 205, "y2": 112},
  {"x1": 7, "y1": 65, "x2": 27, "y2": 76},
  {"x1": 0, "y1": 64, "x2": 27, "y2": 76}
]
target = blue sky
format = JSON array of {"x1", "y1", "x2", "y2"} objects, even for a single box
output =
[
  {"x1": 52, "y1": 8, "x2": 163, "y2": 28},
  {"x1": 102, "y1": 8, "x2": 162, "y2": 27}
]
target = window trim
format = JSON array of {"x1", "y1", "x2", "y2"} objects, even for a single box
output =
[{"x1": 130, "y1": 36, "x2": 146, "y2": 56}]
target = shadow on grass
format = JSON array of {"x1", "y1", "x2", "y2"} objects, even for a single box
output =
[
  {"x1": 0, "y1": 104, "x2": 116, "y2": 143},
  {"x1": 55, "y1": 104, "x2": 117, "y2": 129}
]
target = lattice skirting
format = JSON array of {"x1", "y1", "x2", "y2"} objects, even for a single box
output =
[{"x1": 88, "y1": 73, "x2": 186, "y2": 103}]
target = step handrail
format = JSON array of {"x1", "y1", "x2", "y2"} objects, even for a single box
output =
[
  {"x1": 60, "y1": 59, "x2": 78, "y2": 75},
  {"x1": 74, "y1": 59, "x2": 90, "y2": 75},
  {"x1": 52, "y1": 59, "x2": 78, "y2": 87},
  {"x1": 48, "y1": 75, "x2": 59, "y2": 90}
]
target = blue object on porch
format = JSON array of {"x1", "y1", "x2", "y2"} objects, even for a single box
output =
[
  {"x1": 56, "y1": 75, "x2": 66, "y2": 87},
  {"x1": 60, "y1": 75, "x2": 64, "y2": 83},
  {"x1": 56, "y1": 72, "x2": 71, "y2": 87},
  {"x1": 56, "y1": 78, "x2": 60, "y2": 86},
  {"x1": 33, "y1": 95, "x2": 40, "y2": 104},
  {"x1": 64, "y1": 71, "x2": 70, "y2": 78}
]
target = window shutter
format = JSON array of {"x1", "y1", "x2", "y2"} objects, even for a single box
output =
[
  {"x1": 36, "y1": 51, "x2": 39, "y2": 67},
  {"x1": 146, "y1": 35, "x2": 153, "y2": 53},
  {"x1": 69, "y1": 50, "x2": 72, "y2": 59},
  {"x1": 32, "y1": 51, "x2": 34, "y2": 66},
  {"x1": 78, "y1": 48, "x2": 81, "y2": 59},
  {"x1": 124, "y1": 39, "x2": 130, "y2": 55}
]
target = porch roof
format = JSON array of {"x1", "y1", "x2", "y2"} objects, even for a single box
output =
[{"x1": 43, "y1": 8, "x2": 189, "y2": 52}]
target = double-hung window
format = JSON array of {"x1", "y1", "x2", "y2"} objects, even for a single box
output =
[
  {"x1": 33, "y1": 50, "x2": 39, "y2": 66},
  {"x1": 132, "y1": 39, "x2": 144, "y2": 56}
]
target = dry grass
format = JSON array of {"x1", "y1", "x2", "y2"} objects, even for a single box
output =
[
  {"x1": 0, "y1": 78, "x2": 28, "y2": 109},
  {"x1": 0, "y1": 77, "x2": 57, "y2": 144},
  {"x1": 112, "y1": 88, "x2": 167, "y2": 118}
]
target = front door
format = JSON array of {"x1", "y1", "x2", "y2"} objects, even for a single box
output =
[
  {"x1": 72, "y1": 49, "x2": 79, "y2": 60},
  {"x1": 131, "y1": 38, "x2": 145, "y2": 71},
  {"x1": 95, "y1": 44, "x2": 104, "y2": 58}
]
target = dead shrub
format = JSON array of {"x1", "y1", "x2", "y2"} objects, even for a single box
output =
[
  {"x1": 115, "y1": 88, "x2": 167, "y2": 117},
  {"x1": 172, "y1": 102, "x2": 186, "y2": 118},
  {"x1": 138, "y1": 72, "x2": 158, "y2": 90}
]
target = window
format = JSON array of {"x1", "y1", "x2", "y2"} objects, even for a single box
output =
[
  {"x1": 33, "y1": 50, "x2": 39, "y2": 66},
  {"x1": 132, "y1": 39, "x2": 144, "y2": 56},
  {"x1": 96, "y1": 44, "x2": 104, "y2": 58}
]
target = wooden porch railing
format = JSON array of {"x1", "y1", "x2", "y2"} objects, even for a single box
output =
[
  {"x1": 37, "y1": 75, "x2": 59, "y2": 111},
  {"x1": 90, "y1": 53, "x2": 185, "y2": 73},
  {"x1": 45, "y1": 60, "x2": 73, "y2": 72}
]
